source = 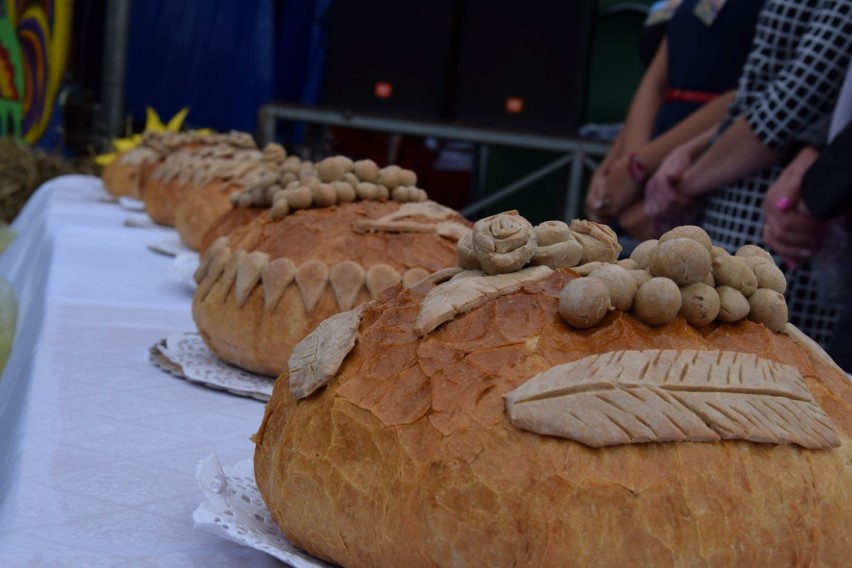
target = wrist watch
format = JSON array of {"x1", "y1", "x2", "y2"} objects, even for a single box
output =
[{"x1": 627, "y1": 152, "x2": 648, "y2": 182}]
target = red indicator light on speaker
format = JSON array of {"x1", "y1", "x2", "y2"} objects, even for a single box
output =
[
  {"x1": 374, "y1": 82, "x2": 393, "y2": 99},
  {"x1": 505, "y1": 97, "x2": 524, "y2": 113}
]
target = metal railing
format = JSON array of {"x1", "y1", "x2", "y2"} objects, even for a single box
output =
[{"x1": 258, "y1": 102, "x2": 610, "y2": 221}]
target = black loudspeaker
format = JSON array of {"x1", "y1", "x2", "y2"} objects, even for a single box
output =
[
  {"x1": 323, "y1": 0, "x2": 458, "y2": 120},
  {"x1": 452, "y1": 1, "x2": 596, "y2": 134}
]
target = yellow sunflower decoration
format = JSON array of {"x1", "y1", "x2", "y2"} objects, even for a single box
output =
[{"x1": 95, "y1": 106, "x2": 210, "y2": 166}]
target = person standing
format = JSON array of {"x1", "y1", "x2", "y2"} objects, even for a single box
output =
[
  {"x1": 761, "y1": 59, "x2": 852, "y2": 368},
  {"x1": 644, "y1": 0, "x2": 852, "y2": 348},
  {"x1": 585, "y1": 0, "x2": 764, "y2": 245}
]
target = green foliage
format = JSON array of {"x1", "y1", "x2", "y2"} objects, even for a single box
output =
[{"x1": 0, "y1": 277, "x2": 17, "y2": 377}]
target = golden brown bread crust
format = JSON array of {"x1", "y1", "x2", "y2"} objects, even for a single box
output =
[
  {"x1": 197, "y1": 206, "x2": 263, "y2": 256},
  {"x1": 142, "y1": 174, "x2": 187, "y2": 226},
  {"x1": 101, "y1": 158, "x2": 158, "y2": 198},
  {"x1": 174, "y1": 179, "x2": 235, "y2": 250},
  {"x1": 101, "y1": 160, "x2": 140, "y2": 198},
  {"x1": 193, "y1": 200, "x2": 467, "y2": 376},
  {"x1": 254, "y1": 269, "x2": 852, "y2": 567}
]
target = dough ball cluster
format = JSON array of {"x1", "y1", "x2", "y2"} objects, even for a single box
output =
[
  {"x1": 558, "y1": 225, "x2": 789, "y2": 331},
  {"x1": 231, "y1": 156, "x2": 428, "y2": 220}
]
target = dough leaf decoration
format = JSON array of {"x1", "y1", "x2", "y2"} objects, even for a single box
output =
[
  {"x1": 261, "y1": 257, "x2": 296, "y2": 311},
  {"x1": 504, "y1": 349, "x2": 840, "y2": 449},
  {"x1": 195, "y1": 243, "x2": 229, "y2": 301},
  {"x1": 218, "y1": 250, "x2": 246, "y2": 299},
  {"x1": 235, "y1": 252, "x2": 269, "y2": 307},
  {"x1": 416, "y1": 267, "x2": 464, "y2": 287},
  {"x1": 414, "y1": 265, "x2": 553, "y2": 337},
  {"x1": 365, "y1": 264, "x2": 402, "y2": 299},
  {"x1": 435, "y1": 220, "x2": 471, "y2": 241},
  {"x1": 351, "y1": 202, "x2": 469, "y2": 238},
  {"x1": 402, "y1": 267, "x2": 430, "y2": 287},
  {"x1": 289, "y1": 304, "x2": 368, "y2": 399},
  {"x1": 329, "y1": 260, "x2": 366, "y2": 311},
  {"x1": 295, "y1": 260, "x2": 330, "y2": 312},
  {"x1": 390, "y1": 201, "x2": 461, "y2": 221}
]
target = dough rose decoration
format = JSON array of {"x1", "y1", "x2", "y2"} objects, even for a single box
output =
[
  {"x1": 530, "y1": 220, "x2": 584, "y2": 268},
  {"x1": 471, "y1": 211, "x2": 537, "y2": 274},
  {"x1": 569, "y1": 219, "x2": 621, "y2": 263},
  {"x1": 458, "y1": 212, "x2": 617, "y2": 274}
]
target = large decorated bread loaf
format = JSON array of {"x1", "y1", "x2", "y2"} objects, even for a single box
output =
[
  {"x1": 254, "y1": 213, "x2": 852, "y2": 567},
  {"x1": 192, "y1": 164, "x2": 471, "y2": 376},
  {"x1": 196, "y1": 205, "x2": 264, "y2": 256},
  {"x1": 142, "y1": 131, "x2": 256, "y2": 226},
  {"x1": 173, "y1": 143, "x2": 287, "y2": 250},
  {"x1": 195, "y1": 153, "x2": 435, "y2": 254},
  {"x1": 100, "y1": 130, "x2": 202, "y2": 198},
  {"x1": 100, "y1": 146, "x2": 158, "y2": 199},
  {"x1": 179, "y1": 147, "x2": 355, "y2": 252}
]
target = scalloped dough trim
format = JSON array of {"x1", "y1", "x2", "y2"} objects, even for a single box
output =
[{"x1": 196, "y1": 239, "x2": 432, "y2": 313}]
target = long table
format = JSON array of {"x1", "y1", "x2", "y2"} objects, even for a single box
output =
[{"x1": 0, "y1": 176, "x2": 280, "y2": 566}]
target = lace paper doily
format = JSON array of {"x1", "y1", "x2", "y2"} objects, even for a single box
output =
[
  {"x1": 170, "y1": 252, "x2": 199, "y2": 291},
  {"x1": 96, "y1": 193, "x2": 119, "y2": 204},
  {"x1": 87, "y1": 181, "x2": 115, "y2": 203},
  {"x1": 124, "y1": 213, "x2": 159, "y2": 229},
  {"x1": 151, "y1": 333, "x2": 274, "y2": 401},
  {"x1": 194, "y1": 455, "x2": 333, "y2": 568},
  {"x1": 148, "y1": 235, "x2": 193, "y2": 257},
  {"x1": 118, "y1": 196, "x2": 146, "y2": 211}
]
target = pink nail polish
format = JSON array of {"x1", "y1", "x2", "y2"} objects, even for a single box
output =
[{"x1": 775, "y1": 197, "x2": 792, "y2": 211}]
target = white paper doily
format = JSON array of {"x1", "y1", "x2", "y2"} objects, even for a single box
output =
[
  {"x1": 124, "y1": 213, "x2": 159, "y2": 229},
  {"x1": 86, "y1": 181, "x2": 114, "y2": 202},
  {"x1": 194, "y1": 455, "x2": 333, "y2": 567},
  {"x1": 148, "y1": 235, "x2": 193, "y2": 257},
  {"x1": 170, "y1": 252, "x2": 199, "y2": 290},
  {"x1": 118, "y1": 196, "x2": 146, "y2": 211},
  {"x1": 96, "y1": 193, "x2": 119, "y2": 204},
  {"x1": 151, "y1": 333, "x2": 274, "y2": 401}
]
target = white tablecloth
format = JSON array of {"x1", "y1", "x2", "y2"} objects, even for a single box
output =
[{"x1": 0, "y1": 176, "x2": 280, "y2": 567}]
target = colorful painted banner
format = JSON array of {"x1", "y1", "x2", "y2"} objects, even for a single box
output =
[{"x1": 0, "y1": 0, "x2": 70, "y2": 143}]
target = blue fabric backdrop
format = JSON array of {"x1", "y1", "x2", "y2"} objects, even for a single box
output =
[
  {"x1": 274, "y1": 0, "x2": 331, "y2": 105},
  {"x1": 126, "y1": 0, "x2": 299, "y2": 134}
]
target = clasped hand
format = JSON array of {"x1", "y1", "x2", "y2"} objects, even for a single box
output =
[
  {"x1": 761, "y1": 147, "x2": 825, "y2": 269},
  {"x1": 643, "y1": 144, "x2": 697, "y2": 224},
  {"x1": 585, "y1": 155, "x2": 643, "y2": 223}
]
